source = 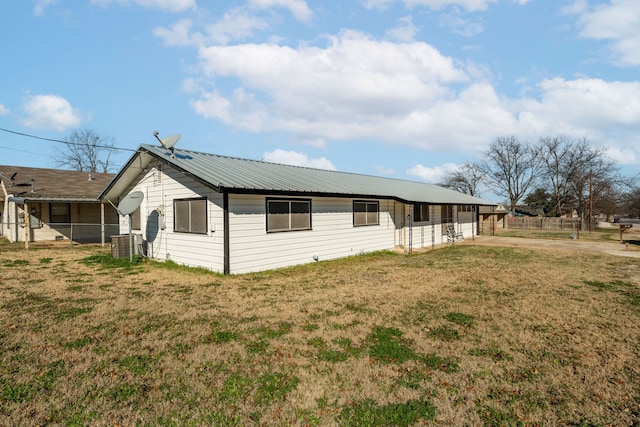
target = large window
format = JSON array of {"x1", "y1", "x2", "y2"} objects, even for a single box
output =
[
  {"x1": 414, "y1": 203, "x2": 430, "y2": 222},
  {"x1": 50, "y1": 203, "x2": 70, "y2": 223},
  {"x1": 174, "y1": 198, "x2": 207, "y2": 234},
  {"x1": 267, "y1": 199, "x2": 311, "y2": 232},
  {"x1": 353, "y1": 201, "x2": 379, "y2": 226}
]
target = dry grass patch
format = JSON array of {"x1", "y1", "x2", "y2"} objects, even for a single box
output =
[{"x1": 0, "y1": 241, "x2": 639, "y2": 426}]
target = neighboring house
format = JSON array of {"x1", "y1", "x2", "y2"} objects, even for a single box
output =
[
  {"x1": 0, "y1": 166, "x2": 118, "y2": 244},
  {"x1": 100, "y1": 144, "x2": 496, "y2": 274}
]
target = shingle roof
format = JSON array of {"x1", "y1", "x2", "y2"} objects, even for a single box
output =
[
  {"x1": 0, "y1": 165, "x2": 114, "y2": 201},
  {"x1": 104, "y1": 144, "x2": 493, "y2": 205}
]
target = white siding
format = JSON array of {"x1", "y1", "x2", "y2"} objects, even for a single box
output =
[
  {"x1": 120, "y1": 164, "x2": 225, "y2": 272},
  {"x1": 118, "y1": 163, "x2": 480, "y2": 274},
  {"x1": 228, "y1": 195, "x2": 396, "y2": 274},
  {"x1": 406, "y1": 204, "x2": 478, "y2": 249}
]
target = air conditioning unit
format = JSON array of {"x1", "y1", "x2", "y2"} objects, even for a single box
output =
[{"x1": 111, "y1": 234, "x2": 144, "y2": 258}]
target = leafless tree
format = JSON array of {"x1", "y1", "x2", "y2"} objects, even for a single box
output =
[
  {"x1": 536, "y1": 136, "x2": 620, "y2": 219},
  {"x1": 438, "y1": 162, "x2": 484, "y2": 197},
  {"x1": 53, "y1": 129, "x2": 116, "y2": 173},
  {"x1": 480, "y1": 136, "x2": 543, "y2": 212}
]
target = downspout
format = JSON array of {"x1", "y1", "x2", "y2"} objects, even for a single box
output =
[{"x1": 223, "y1": 189, "x2": 230, "y2": 275}]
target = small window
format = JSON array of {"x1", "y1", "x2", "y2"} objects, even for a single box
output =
[
  {"x1": 354, "y1": 201, "x2": 379, "y2": 226},
  {"x1": 131, "y1": 206, "x2": 141, "y2": 230},
  {"x1": 50, "y1": 203, "x2": 70, "y2": 224},
  {"x1": 414, "y1": 203, "x2": 430, "y2": 222},
  {"x1": 459, "y1": 205, "x2": 475, "y2": 212},
  {"x1": 174, "y1": 198, "x2": 207, "y2": 234},
  {"x1": 267, "y1": 199, "x2": 311, "y2": 232}
]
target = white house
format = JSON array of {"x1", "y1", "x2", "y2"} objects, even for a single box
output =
[
  {"x1": 0, "y1": 165, "x2": 118, "y2": 245},
  {"x1": 100, "y1": 144, "x2": 495, "y2": 274}
]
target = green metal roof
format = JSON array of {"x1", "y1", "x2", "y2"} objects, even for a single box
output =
[{"x1": 102, "y1": 144, "x2": 495, "y2": 206}]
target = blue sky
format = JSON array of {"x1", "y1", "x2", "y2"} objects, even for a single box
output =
[{"x1": 1, "y1": 0, "x2": 639, "y2": 199}]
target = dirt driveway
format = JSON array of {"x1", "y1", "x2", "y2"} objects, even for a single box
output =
[{"x1": 467, "y1": 235, "x2": 640, "y2": 258}]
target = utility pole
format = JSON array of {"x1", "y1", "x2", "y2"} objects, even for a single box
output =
[{"x1": 589, "y1": 170, "x2": 593, "y2": 233}]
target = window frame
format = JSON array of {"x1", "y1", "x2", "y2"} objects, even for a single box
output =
[
  {"x1": 49, "y1": 203, "x2": 70, "y2": 224},
  {"x1": 131, "y1": 206, "x2": 141, "y2": 230},
  {"x1": 173, "y1": 197, "x2": 207, "y2": 234},
  {"x1": 266, "y1": 198, "x2": 312, "y2": 233},
  {"x1": 413, "y1": 203, "x2": 430, "y2": 222},
  {"x1": 353, "y1": 200, "x2": 380, "y2": 227}
]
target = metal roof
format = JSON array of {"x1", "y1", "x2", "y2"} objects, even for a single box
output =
[{"x1": 101, "y1": 144, "x2": 495, "y2": 206}]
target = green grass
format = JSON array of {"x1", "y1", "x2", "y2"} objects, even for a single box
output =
[
  {"x1": 1, "y1": 244, "x2": 639, "y2": 425},
  {"x1": 338, "y1": 399, "x2": 436, "y2": 426}
]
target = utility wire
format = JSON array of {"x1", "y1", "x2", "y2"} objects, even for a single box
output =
[{"x1": 0, "y1": 127, "x2": 139, "y2": 152}]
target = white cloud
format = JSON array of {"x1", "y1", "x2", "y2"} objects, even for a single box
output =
[
  {"x1": 0, "y1": 103, "x2": 9, "y2": 115},
  {"x1": 262, "y1": 149, "x2": 337, "y2": 170},
  {"x1": 180, "y1": 26, "x2": 640, "y2": 165},
  {"x1": 191, "y1": 31, "x2": 502, "y2": 150},
  {"x1": 518, "y1": 77, "x2": 640, "y2": 133},
  {"x1": 361, "y1": 0, "x2": 395, "y2": 10},
  {"x1": 402, "y1": 0, "x2": 497, "y2": 12},
  {"x1": 154, "y1": 19, "x2": 200, "y2": 47},
  {"x1": 386, "y1": 15, "x2": 420, "y2": 42},
  {"x1": 20, "y1": 94, "x2": 83, "y2": 131},
  {"x1": 406, "y1": 162, "x2": 459, "y2": 183},
  {"x1": 205, "y1": 10, "x2": 270, "y2": 45},
  {"x1": 249, "y1": 0, "x2": 313, "y2": 22},
  {"x1": 439, "y1": 11, "x2": 485, "y2": 36},
  {"x1": 574, "y1": 0, "x2": 640, "y2": 66},
  {"x1": 90, "y1": 0, "x2": 196, "y2": 12},
  {"x1": 34, "y1": 0, "x2": 55, "y2": 16}
]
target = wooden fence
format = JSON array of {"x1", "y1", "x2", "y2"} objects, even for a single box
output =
[{"x1": 507, "y1": 217, "x2": 582, "y2": 230}]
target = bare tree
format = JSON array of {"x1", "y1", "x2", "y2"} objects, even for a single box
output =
[
  {"x1": 481, "y1": 136, "x2": 542, "y2": 212},
  {"x1": 537, "y1": 136, "x2": 620, "y2": 219},
  {"x1": 438, "y1": 162, "x2": 484, "y2": 196},
  {"x1": 53, "y1": 129, "x2": 116, "y2": 173}
]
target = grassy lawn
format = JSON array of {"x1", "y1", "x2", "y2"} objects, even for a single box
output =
[{"x1": 1, "y1": 241, "x2": 639, "y2": 426}]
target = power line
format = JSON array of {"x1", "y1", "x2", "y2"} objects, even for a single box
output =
[
  {"x1": 0, "y1": 127, "x2": 138, "y2": 152},
  {"x1": 0, "y1": 144, "x2": 49, "y2": 157}
]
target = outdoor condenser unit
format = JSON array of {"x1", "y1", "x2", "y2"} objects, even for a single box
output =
[{"x1": 110, "y1": 234, "x2": 144, "y2": 258}]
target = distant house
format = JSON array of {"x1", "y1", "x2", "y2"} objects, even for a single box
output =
[
  {"x1": 0, "y1": 166, "x2": 118, "y2": 244},
  {"x1": 100, "y1": 144, "x2": 496, "y2": 274}
]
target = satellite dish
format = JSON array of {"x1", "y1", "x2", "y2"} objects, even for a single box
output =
[
  {"x1": 160, "y1": 134, "x2": 181, "y2": 149},
  {"x1": 117, "y1": 191, "x2": 144, "y2": 216},
  {"x1": 153, "y1": 131, "x2": 181, "y2": 158}
]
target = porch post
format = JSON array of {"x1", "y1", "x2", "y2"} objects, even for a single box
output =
[
  {"x1": 24, "y1": 202, "x2": 29, "y2": 250},
  {"x1": 101, "y1": 202, "x2": 105, "y2": 247}
]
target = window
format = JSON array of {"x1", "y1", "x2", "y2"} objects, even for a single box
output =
[
  {"x1": 50, "y1": 203, "x2": 70, "y2": 223},
  {"x1": 267, "y1": 199, "x2": 311, "y2": 232},
  {"x1": 353, "y1": 201, "x2": 379, "y2": 226},
  {"x1": 174, "y1": 198, "x2": 207, "y2": 234},
  {"x1": 131, "y1": 206, "x2": 141, "y2": 230},
  {"x1": 414, "y1": 203, "x2": 430, "y2": 222},
  {"x1": 459, "y1": 205, "x2": 475, "y2": 212}
]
